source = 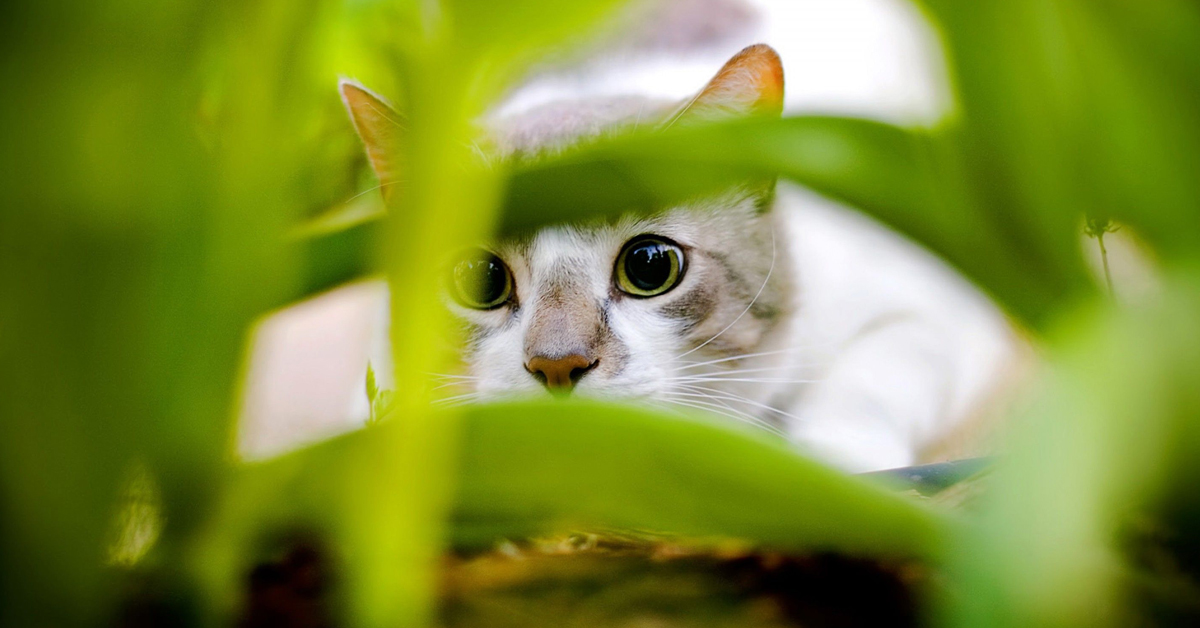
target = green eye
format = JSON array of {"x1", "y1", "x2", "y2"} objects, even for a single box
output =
[
  {"x1": 615, "y1": 236, "x2": 686, "y2": 297},
  {"x1": 450, "y1": 251, "x2": 513, "y2": 309}
]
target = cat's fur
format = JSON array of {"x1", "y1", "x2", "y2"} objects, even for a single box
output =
[{"x1": 339, "y1": 45, "x2": 1014, "y2": 471}]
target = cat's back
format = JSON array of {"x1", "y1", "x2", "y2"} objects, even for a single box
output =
[{"x1": 774, "y1": 184, "x2": 1017, "y2": 466}]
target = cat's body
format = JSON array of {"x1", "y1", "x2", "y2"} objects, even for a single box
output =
[
  {"x1": 441, "y1": 185, "x2": 1010, "y2": 472},
  {"x1": 329, "y1": 45, "x2": 1016, "y2": 472}
]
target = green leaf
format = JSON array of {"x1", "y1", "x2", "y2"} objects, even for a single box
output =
[
  {"x1": 500, "y1": 116, "x2": 920, "y2": 235},
  {"x1": 942, "y1": 273, "x2": 1200, "y2": 628},
  {"x1": 918, "y1": 0, "x2": 1200, "y2": 263},
  {"x1": 502, "y1": 115, "x2": 1092, "y2": 329},
  {"x1": 325, "y1": 3, "x2": 649, "y2": 626},
  {"x1": 294, "y1": 113, "x2": 1097, "y2": 329},
  {"x1": 450, "y1": 400, "x2": 950, "y2": 555},
  {"x1": 442, "y1": 0, "x2": 634, "y2": 98},
  {"x1": 193, "y1": 399, "x2": 951, "y2": 624},
  {"x1": 366, "y1": 361, "x2": 378, "y2": 403},
  {"x1": 370, "y1": 390, "x2": 395, "y2": 426},
  {"x1": 1, "y1": 0, "x2": 329, "y2": 621}
]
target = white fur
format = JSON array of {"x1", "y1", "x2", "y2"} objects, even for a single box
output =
[{"x1": 773, "y1": 186, "x2": 1014, "y2": 470}]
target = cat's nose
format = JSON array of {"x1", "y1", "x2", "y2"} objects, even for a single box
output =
[{"x1": 525, "y1": 354, "x2": 597, "y2": 394}]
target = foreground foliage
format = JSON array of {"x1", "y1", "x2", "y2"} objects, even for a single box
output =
[{"x1": 3, "y1": 0, "x2": 1200, "y2": 627}]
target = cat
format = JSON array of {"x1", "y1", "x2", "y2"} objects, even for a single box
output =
[{"x1": 334, "y1": 44, "x2": 1014, "y2": 472}]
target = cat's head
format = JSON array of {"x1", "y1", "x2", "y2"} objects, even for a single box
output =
[{"x1": 342, "y1": 45, "x2": 795, "y2": 415}]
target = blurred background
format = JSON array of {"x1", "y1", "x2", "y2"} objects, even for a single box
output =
[{"x1": 3, "y1": 0, "x2": 1198, "y2": 626}]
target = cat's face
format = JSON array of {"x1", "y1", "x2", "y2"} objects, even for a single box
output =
[
  {"x1": 445, "y1": 190, "x2": 786, "y2": 401},
  {"x1": 342, "y1": 44, "x2": 792, "y2": 410}
]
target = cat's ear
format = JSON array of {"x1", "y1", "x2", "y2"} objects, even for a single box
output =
[
  {"x1": 340, "y1": 80, "x2": 404, "y2": 200},
  {"x1": 667, "y1": 44, "x2": 784, "y2": 125}
]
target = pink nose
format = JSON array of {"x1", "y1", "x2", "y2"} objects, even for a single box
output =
[{"x1": 525, "y1": 355, "x2": 597, "y2": 393}]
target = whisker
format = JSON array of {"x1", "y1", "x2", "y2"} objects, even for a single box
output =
[
  {"x1": 660, "y1": 398, "x2": 781, "y2": 435},
  {"x1": 658, "y1": 392, "x2": 748, "y2": 419},
  {"x1": 675, "y1": 229, "x2": 776, "y2": 360},
  {"x1": 433, "y1": 392, "x2": 485, "y2": 406},
  {"x1": 673, "y1": 347, "x2": 811, "y2": 371},
  {"x1": 646, "y1": 401, "x2": 694, "y2": 421},
  {"x1": 666, "y1": 391, "x2": 758, "y2": 423},
  {"x1": 656, "y1": 394, "x2": 788, "y2": 437},
  {"x1": 672, "y1": 384, "x2": 806, "y2": 425},
  {"x1": 669, "y1": 377, "x2": 819, "y2": 385},
  {"x1": 428, "y1": 374, "x2": 478, "y2": 382},
  {"x1": 428, "y1": 372, "x2": 478, "y2": 393},
  {"x1": 341, "y1": 179, "x2": 400, "y2": 206},
  {"x1": 670, "y1": 391, "x2": 791, "y2": 427},
  {"x1": 669, "y1": 366, "x2": 798, "y2": 378},
  {"x1": 431, "y1": 381, "x2": 474, "y2": 392},
  {"x1": 654, "y1": 397, "x2": 745, "y2": 422}
]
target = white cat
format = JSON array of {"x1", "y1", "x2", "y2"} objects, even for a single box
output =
[{"x1": 324, "y1": 44, "x2": 1016, "y2": 472}]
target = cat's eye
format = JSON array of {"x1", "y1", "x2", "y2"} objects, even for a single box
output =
[
  {"x1": 615, "y1": 236, "x2": 686, "y2": 297},
  {"x1": 449, "y1": 250, "x2": 513, "y2": 309}
]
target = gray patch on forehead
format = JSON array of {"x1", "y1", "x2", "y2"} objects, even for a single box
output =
[{"x1": 484, "y1": 97, "x2": 676, "y2": 158}]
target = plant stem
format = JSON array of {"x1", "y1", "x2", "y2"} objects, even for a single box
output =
[{"x1": 1097, "y1": 231, "x2": 1115, "y2": 298}]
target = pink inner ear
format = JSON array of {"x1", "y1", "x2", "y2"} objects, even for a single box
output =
[
  {"x1": 679, "y1": 44, "x2": 785, "y2": 121},
  {"x1": 339, "y1": 82, "x2": 404, "y2": 196}
]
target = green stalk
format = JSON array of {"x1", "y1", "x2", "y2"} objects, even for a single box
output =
[{"x1": 347, "y1": 42, "x2": 503, "y2": 628}]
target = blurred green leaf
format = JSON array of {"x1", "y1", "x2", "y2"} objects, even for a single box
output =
[
  {"x1": 502, "y1": 116, "x2": 1090, "y2": 328},
  {"x1": 918, "y1": 0, "x2": 1200, "y2": 261},
  {"x1": 942, "y1": 271, "x2": 1200, "y2": 627},
  {"x1": 0, "y1": 0, "x2": 305, "y2": 622},
  {"x1": 193, "y1": 399, "x2": 950, "y2": 622},
  {"x1": 297, "y1": 114, "x2": 1093, "y2": 329},
  {"x1": 0, "y1": 0, "x2": 351, "y2": 622},
  {"x1": 451, "y1": 400, "x2": 950, "y2": 554},
  {"x1": 338, "y1": 2, "x2": 642, "y2": 625},
  {"x1": 7, "y1": 0, "x2": 1200, "y2": 624},
  {"x1": 446, "y1": 0, "x2": 630, "y2": 58}
]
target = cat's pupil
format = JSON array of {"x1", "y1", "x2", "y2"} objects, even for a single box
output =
[
  {"x1": 454, "y1": 253, "x2": 508, "y2": 308},
  {"x1": 625, "y1": 241, "x2": 673, "y2": 291}
]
